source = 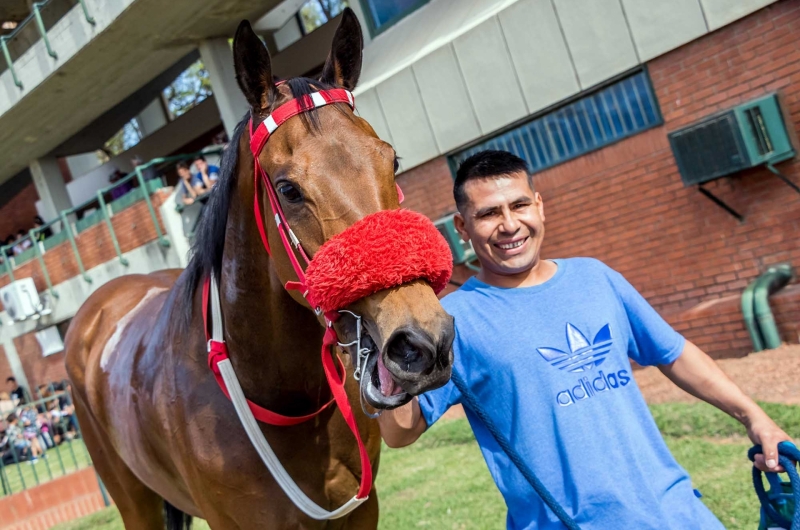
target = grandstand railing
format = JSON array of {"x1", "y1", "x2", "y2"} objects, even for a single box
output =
[{"x1": 0, "y1": 147, "x2": 223, "y2": 297}]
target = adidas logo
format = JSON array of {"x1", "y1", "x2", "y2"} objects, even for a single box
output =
[
  {"x1": 555, "y1": 369, "x2": 631, "y2": 406},
  {"x1": 537, "y1": 323, "x2": 613, "y2": 373}
]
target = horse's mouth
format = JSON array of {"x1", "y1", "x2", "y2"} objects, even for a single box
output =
[{"x1": 361, "y1": 350, "x2": 411, "y2": 410}]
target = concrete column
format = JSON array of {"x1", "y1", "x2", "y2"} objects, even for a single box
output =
[
  {"x1": 136, "y1": 98, "x2": 168, "y2": 137},
  {"x1": 1, "y1": 338, "x2": 31, "y2": 396},
  {"x1": 29, "y1": 157, "x2": 72, "y2": 222},
  {"x1": 199, "y1": 39, "x2": 249, "y2": 137}
]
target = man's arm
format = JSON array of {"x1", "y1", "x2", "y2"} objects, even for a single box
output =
[
  {"x1": 659, "y1": 340, "x2": 793, "y2": 472},
  {"x1": 377, "y1": 397, "x2": 428, "y2": 448}
]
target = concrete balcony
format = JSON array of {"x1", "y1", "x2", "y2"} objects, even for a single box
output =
[{"x1": 0, "y1": 0, "x2": 281, "y2": 186}]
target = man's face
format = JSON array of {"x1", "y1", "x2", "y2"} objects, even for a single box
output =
[
  {"x1": 455, "y1": 172, "x2": 545, "y2": 278},
  {"x1": 177, "y1": 167, "x2": 191, "y2": 180},
  {"x1": 7, "y1": 380, "x2": 14, "y2": 390},
  {"x1": 194, "y1": 159, "x2": 207, "y2": 172}
]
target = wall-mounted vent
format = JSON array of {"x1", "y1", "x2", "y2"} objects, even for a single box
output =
[{"x1": 668, "y1": 93, "x2": 795, "y2": 186}]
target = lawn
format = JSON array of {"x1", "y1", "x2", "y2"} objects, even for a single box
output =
[
  {"x1": 52, "y1": 402, "x2": 799, "y2": 530},
  {"x1": 1, "y1": 439, "x2": 93, "y2": 496}
]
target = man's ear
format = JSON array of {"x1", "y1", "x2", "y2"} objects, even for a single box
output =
[
  {"x1": 534, "y1": 192, "x2": 545, "y2": 222},
  {"x1": 454, "y1": 213, "x2": 469, "y2": 242}
]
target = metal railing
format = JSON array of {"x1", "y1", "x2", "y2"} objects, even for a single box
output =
[
  {"x1": 0, "y1": 383, "x2": 97, "y2": 498},
  {"x1": 0, "y1": 146, "x2": 223, "y2": 293},
  {"x1": 0, "y1": 0, "x2": 96, "y2": 89}
]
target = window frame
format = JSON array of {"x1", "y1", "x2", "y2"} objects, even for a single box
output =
[
  {"x1": 448, "y1": 68, "x2": 664, "y2": 178},
  {"x1": 359, "y1": 0, "x2": 430, "y2": 37}
]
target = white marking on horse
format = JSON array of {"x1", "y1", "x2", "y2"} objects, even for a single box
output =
[{"x1": 101, "y1": 287, "x2": 167, "y2": 371}]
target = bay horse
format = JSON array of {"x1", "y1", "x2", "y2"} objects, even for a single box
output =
[{"x1": 65, "y1": 10, "x2": 454, "y2": 529}]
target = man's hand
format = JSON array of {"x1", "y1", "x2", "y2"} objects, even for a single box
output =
[
  {"x1": 659, "y1": 340, "x2": 795, "y2": 473},
  {"x1": 745, "y1": 412, "x2": 794, "y2": 472},
  {"x1": 377, "y1": 397, "x2": 427, "y2": 448}
]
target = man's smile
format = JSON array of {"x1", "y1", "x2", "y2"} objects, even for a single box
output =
[{"x1": 493, "y1": 236, "x2": 530, "y2": 253}]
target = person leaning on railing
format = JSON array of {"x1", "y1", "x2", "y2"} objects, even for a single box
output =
[{"x1": 176, "y1": 161, "x2": 206, "y2": 205}]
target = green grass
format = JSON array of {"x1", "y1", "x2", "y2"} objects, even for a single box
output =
[
  {"x1": 52, "y1": 402, "x2": 800, "y2": 530},
  {"x1": 1, "y1": 439, "x2": 92, "y2": 496}
]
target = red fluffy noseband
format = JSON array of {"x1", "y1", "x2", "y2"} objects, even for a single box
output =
[{"x1": 304, "y1": 209, "x2": 452, "y2": 313}]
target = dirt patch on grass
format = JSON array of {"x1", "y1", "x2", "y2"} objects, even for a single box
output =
[{"x1": 636, "y1": 344, "x2": 800, "y2": 405}]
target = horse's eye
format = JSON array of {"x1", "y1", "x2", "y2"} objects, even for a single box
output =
[
  {"x1": 277, "y1": 183, "x2": 302, "y2": 203},
  {"x1": 393, "y1": 157, "x2": 399, "y2": 174}
]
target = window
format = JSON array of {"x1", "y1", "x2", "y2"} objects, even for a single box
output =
[
  {"x1": 162, "y1": 60, "x2": 213, "y2": 119},
  {"x1": 298, "y1": 0, "x2": 349, "y2": 35},
  {"x1": 451, "y1": 71, "x2": 662, "y2": 174},
  {"x1": 360, "y1": 0, "x2": 429, "y2": 35}
]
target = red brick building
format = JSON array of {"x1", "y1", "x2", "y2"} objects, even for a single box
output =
[{"x1": 394, "y1": 1, "x2": 800, "y2": 359}]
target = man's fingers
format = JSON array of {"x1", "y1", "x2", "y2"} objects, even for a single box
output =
[
  {"x1": 754, "y1": 452, "x2": 785, "y2": 473},
  {"x1": 763, "y1": 439, "x2": 780, "y2": 470}
]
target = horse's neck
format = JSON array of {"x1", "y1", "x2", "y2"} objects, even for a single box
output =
[{"x1": 217, "y1": 195, "x2": 328, "y2": 415}]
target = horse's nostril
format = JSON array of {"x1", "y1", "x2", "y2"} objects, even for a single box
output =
[{"x1": 386, "y1": 328, "x2": 435, "y2": 373}]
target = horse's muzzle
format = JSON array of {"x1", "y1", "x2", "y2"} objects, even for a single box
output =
[{"x1": 362, "y1": 316, "x2": 454, "y2": 409}]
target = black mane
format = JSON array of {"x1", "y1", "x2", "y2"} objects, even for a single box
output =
[{"x1": 179, "y1": 77, "x2": 342, "y2": 321}]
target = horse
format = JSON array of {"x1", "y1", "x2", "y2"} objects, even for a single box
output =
[{"x1": 65, "y1": 10, "x2": 455, "y2": 529}]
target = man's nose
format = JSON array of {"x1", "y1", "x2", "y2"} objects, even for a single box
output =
[{"x1": 500, "y1": 210, "x2": 521, "y2": 233}]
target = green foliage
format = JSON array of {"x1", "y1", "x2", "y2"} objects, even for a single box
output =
[
  {"x1": 162, "y1": 60, "x2": 213, "y2": 119},
  {"x1": 298, "y1": 0, "x2": 349, "y2": 34}
]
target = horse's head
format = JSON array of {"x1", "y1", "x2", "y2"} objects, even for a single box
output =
[{"x1": 232, "y1": 10, "x2": 454, "y2": 410}]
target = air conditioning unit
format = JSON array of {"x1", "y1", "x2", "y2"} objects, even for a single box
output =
[
  {"x1": 434, "y1": 213, "x2": 477, "y2": 267},
  {"x1": 36, "y1": 326, "x2": 65, "y2": 357},
  {"x1": 668, "y1": 93, "x2": 796, "y2": 186},
  {"x1": 0, "y1": 278, "x2": 52, "y2": 322}
]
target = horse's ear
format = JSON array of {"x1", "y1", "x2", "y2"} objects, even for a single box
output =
[
  {"x1": 320, "y1": 8, "x2": 363, "y2": 90},
  {"x1": 233, "y1": 20, "x2": 277, "y2": 113}
]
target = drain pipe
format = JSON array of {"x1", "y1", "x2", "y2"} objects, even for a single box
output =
[
  {"x1": 741, "y1": 280, "x2": 765, "y2": 352},
  {"x1": 753, "y1": 263, "x2": 794, "y2": 350}
]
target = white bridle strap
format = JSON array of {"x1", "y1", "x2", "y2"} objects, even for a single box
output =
[{"x1": 208, "y1": 274, "x2": 368, "y2": 520}]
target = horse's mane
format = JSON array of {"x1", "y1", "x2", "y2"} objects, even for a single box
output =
[{"x1": 179, "y1": 77, "x2": 341, "y2": 324}]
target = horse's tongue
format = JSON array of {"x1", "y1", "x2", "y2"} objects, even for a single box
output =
[{"x1": 377, "y1": 355, "x2": 401, "y2": 396}]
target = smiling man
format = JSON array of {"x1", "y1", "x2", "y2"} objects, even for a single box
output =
[{"x1": 377, "y1": 150, "x2": 793, "y2": 529}]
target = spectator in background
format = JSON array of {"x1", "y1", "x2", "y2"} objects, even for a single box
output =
[
  {"x1": 109, "y1": 168, "x2": 134, "y2": 200},
  {"x1": 132, "y1": 155, "x2": 158, "y2": 182},
  {"x1": 33, "y1": 216, "x2": 52, "y2": 240},
  {"x1": 12, "y1": 230, "x2": 31, "y2": 256},
  {"x1": 6, "y1": 377, "x2": 27, "y2": 404},
  {"x1": 0, "y1": 392, "x2": 14, "y2": 415},
  {"x1": 176, "y1": 161, "x2": 203, "y2": 205},
  {"x1": 193, "y1": 155, "x2": 220, "y2": 190}
]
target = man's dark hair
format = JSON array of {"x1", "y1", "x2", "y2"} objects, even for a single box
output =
[
  {"x1": 194, "y1": 155, "x2": 206, "y2": 162},
  {"x1": 176, "y1": 161, "x2": 189, "y2": 171},
  {"x1": 454, "y1": 150, "x2": 531, "y2": 211},
  {"x1": 6, "y1": 413, "x2": 17, "y2": 423},
  {"x1": 6, "y1": 377, "x2": 15, "y2": 384}
]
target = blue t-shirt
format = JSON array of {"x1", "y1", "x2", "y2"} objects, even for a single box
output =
[
  {"x1": 193, "y1": 165, "x2": 220, "y2": 184},
  {"x1": 419, "y1": 258, "x2": 723, "y2": 530}
]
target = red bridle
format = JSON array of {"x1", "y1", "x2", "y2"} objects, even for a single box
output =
[{"x1": 202, "y1": 88, "x2": 373, "y2": 500}]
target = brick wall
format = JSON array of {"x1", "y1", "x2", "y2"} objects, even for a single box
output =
[
  {"x1": 0, "y1": 182, "x2": 39, "y2": 243},
  {"x1": 397, "y1": 1, "x2": 800, "y2": 358},
  {"x1": 0, "y1": 345, "x2": 12, "y2": 389},
  {"x1": 0, "y1": 467, "x2": 109, "y2": 530},
  {"x1": 0, "y1": 189, "x2": 170, "y2": 298},
  {"x1": 12, "y1": 332, "x2": 68, "y2": 391}
]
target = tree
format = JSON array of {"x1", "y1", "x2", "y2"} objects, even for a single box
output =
[{"x1": 162, "y1": 60, "x2": 213, "y2": 119}]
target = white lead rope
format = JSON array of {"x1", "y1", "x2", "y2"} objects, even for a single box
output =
[{"x1": 208, "y1": 273, "x2": 368, "y2": 520}]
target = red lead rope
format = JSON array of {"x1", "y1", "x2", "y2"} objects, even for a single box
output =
[{"x1": 200, "y1": 88, "x2": 375, "y2": 501}]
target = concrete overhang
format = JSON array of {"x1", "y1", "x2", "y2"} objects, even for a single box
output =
[{"x1": 0, "y1": 0, "x2": 282, "y2": 186}]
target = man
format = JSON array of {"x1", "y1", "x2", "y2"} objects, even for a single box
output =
[
  {"x1": 175, "y1": 161, "x2": 204, "y2": 205},
  {"x1": 193, "y1": 155, "x2": 220, "y2": 190},
  {"x1": 6, "y1": 377, "x2": 27, "y2": 404},
  {"x1": 378, "y1": 151, "x2": 793, "y2": 529}
]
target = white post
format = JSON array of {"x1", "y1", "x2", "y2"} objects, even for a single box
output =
[
  {"x1": 29, "y1": 157, "x2": 72, "y2": 222},
  {"x1": 199, "y1": 39, "x2": 250, "y2": 137}
]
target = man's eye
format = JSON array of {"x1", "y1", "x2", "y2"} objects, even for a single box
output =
[{"x1": 278, "y1": 183, "x2": 302, "y2": 203}]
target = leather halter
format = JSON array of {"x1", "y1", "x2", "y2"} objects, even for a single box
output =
[{"x1": 202, "y1": 88, "x2": 377, "y2": 517}]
